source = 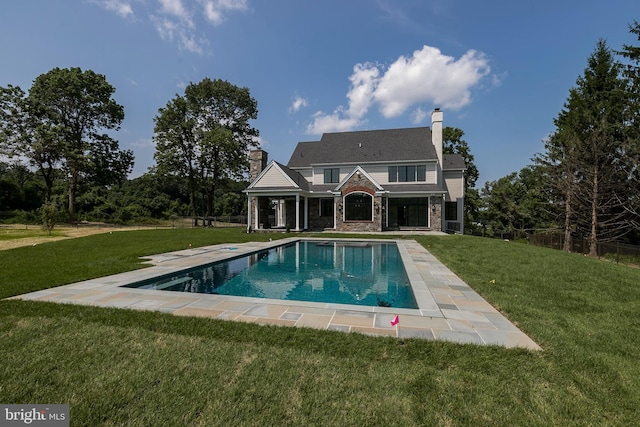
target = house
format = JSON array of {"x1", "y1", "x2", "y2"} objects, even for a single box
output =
[{"x1": 244, "y1": 109, "x2": 465, "y2": 233}]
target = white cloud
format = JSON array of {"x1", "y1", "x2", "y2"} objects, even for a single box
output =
[
  {"x1": 95, "y1": 0, "x2": 134, "y2": 18},
  {"x1": 253, "y1": 134, "x2": 268, "y2": 150},
  {"x1": 289, "y1": 96, "x2": 308, "y2": 113},
  {"x1": 200, "y1": 0, "x2": 248, "y2": 25},
  {"x1": 151, "y1": 0, "x2": 206, "y2": 53},
  {"x1": 492, "y1": 71, "x2": 508, "y2": 87},
  {"x1": 307, "y1": 108, "x2": 363, "y2": 135},
  {"x1": 374, "y1": 46, "x2": 490, "y2": 116},
  {"x1": 410, "y1": 107, "x2": 428, "y2": 124},
  {"x1": 306, "y1": 44, "x2": 491, "y2": 134},
  {"x1": 179, "y1": 32, "x2": 207, "y2": 55},
  {"x1": 94, "y1": 0, "x2": 249, "y2": 54},
  {"x1": 158, "y1": 0, "x2": 192, "y2": 25},
  {"x1": 346, "y1": 63, "x2": 379, "y2": 119},
  {"x1": 305, "y1": 63, "x2": 378, "y2": 134}
]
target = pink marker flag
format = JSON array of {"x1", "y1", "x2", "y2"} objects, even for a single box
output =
[{"x1": 390, "y1": 315, "x2": 399, "y2": 326}]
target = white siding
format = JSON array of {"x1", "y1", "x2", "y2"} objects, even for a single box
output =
[
  {"x1": 363, "y1": 163, "x2": 437, "y2": 185},
  {"x1": 443, "y1": 171, "x2": 464, "y2": 200},
  {"x1": 312, "y1": 166, "x2": 345, "y2": 185},
  {"x1": 253, "y1": 166, "x2": 295, "y2": 188},
  {"x1": 299, "y1": 169, "x2": 313, "y2": 180},
  {"x1": 361, "y1": 165, "x2": 388, "y2": 184},
  {"x1": 308, "y1": 163, "x2": 438, "y2": 186},
  {"x1": 425, "y1": 164, "x2": 437, "y2": 184}
]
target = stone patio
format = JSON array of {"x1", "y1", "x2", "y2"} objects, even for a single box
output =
[{"x1": 10, "y1": 238, "x2": 541, "y2": 350}]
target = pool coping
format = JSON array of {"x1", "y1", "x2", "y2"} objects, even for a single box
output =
[{"x1": 10, "y1": 238, "x2": 541, "y2": 350}]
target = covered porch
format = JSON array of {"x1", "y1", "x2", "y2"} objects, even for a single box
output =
[{"x1": 246, "y1": 191, "x2": 309, "y2": 232}]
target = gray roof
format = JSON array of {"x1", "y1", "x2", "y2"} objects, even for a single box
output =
[
  {"x1": 274, "y1": 161, "x2": 309, "y2": 191},
  {"x1": 287, "y1": 127, "x2": 437, "y2": 168},
  {"x1": 443, "y1": 154, "x2": 466, "y2": 170},
  {"x1": 382, "y1": 184, "x2": 445, "y2": 193}
]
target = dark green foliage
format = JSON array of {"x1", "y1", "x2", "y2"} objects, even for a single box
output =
[
  {"x1": 27, "y1": 67, "x2": 133, "y2": 218},
  {"x1": 443, "y1": 127, "x2": 481, "y2": 233},
  {"x1": 481, "y1": 165, "x2": 555, "y2": 237},
  {"x1": 153, "y1": 78, "x2": 258, "y2": 218},
  {"x1": 617, "y1": 21, "x2": 640, "y2": 234},
  {"x1": 0, "y1": 68, "x2": 134, "y2": 220},
  {"x1": 542, "y1": 40, "x2": 630, "y2": 255}
]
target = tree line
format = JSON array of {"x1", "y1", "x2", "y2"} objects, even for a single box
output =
[
  {"x1": 1, "y1": 22, "x2": 639, "y2": 255},
  {"x1": 477, "y1": 22, "x2": 640, "y2": 253},
  {"x1": 1, "y1": 69, "x2": 258, "y2": 225}
]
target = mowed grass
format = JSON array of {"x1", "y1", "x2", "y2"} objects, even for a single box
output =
[{"x1": 1, "y1": 230, "x2": 639, "y2": 426}]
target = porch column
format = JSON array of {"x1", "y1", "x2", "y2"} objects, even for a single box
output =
[
  {"x1": 253, "y1": 197, "x2": 259, "y2": 230},
  {"x1": 303, "y1": 197, "x2": 308, "y2": 230},
  {"x1": 385, "y1": 197, "x2": 389, "y2": 228},
  {"x1": 295, "y1": 193, "x2": 300, "y2": 231},
  {"x1": 428, "y1": 196, "x2": 431, "y2": 229},
  {"x1": 247, "y1": 195, "x2": 251, "y2": 232}
]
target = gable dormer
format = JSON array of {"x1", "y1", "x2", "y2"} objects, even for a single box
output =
[
  {"x1": 334, "y1": 165, "x2": 384, "y2": 194},
  {"x1": 247, "y1": 161, "x2": 308, "y2": 190}
]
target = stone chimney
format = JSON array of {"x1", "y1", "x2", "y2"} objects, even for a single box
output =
[
  {"x1": 249, "y1": 149, "x2": 268, "y2": 182},
  {"x1": 431, "y1": 108, "x2": 443, "y2": 183}
]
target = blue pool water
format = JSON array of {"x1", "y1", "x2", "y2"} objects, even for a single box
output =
[{"x1": 124, "y1": 240, "x2": 417, "y2": 309}]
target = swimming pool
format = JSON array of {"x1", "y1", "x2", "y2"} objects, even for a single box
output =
[{"x1": 123, "y1": 240, "x2": 418, "y2": 309}]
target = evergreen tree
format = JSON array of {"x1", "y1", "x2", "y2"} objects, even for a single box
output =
[
  {"x1": 544, "y1": 40, "x2": 629, "y2": 256},
  {"x1": 618, "y1": 21, "x2": 640, "y2": 235}
]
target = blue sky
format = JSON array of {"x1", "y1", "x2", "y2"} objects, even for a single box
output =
[{"x1": 1, "y1": 1, "x2": 638, "y2": 187}]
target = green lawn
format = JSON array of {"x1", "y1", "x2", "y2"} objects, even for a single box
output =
[{"x1": 1, "y1": 229, "x2": 639, "y2": 426}]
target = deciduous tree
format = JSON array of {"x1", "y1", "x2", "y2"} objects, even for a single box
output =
[
  {"x1": 1, "y1": 68, "x2": 133, "y2": 218},
  {"x1": 27, "y1": 67, "x2": 133, "y2": 219},
  {"x1": 153, "y1": 78, "x2": 258, "y2": 218},
  {"x1": 443, "y1": 127, "x2": 480, "y2": 232}
]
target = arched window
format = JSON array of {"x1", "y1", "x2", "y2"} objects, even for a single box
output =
[{"x1": 344, "y1": 193, "x2": 372, "y2": 221}]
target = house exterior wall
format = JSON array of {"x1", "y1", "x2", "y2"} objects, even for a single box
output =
[
  {"x1": 299, "y1": 168, "x2": 313, "y2": 181},
  {"x1": 312, "y1": 166, "x2": 342, "y2": 185},
  {"x1": 246, "y1": 114, "x2": 464, "y2": 233},
  {"x1": 252, "y1": 166, "x2": 292, "y2": 188},
  {"x1": 431, "y1": 196, "x2": 443, "y2": 231},
  {"x1": 307, "y1": 198, "x2": 334, "y2": 230},
  {"x1": 307, "y1": 163, "x2": 438, "y2": 186},
  {"x1": 443, "y1": 170, "x2": 464, "y2": 233},
  {"x1": 335, "y1": 172, "x2": 383, "y2": 232},
  {"x1": 443, "y1": 170, "x2": 464, "y2": 200}
]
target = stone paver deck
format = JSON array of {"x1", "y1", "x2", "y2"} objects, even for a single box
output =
[{"x1": 10, "y1": 238, "x2": 541, "y2": 350}]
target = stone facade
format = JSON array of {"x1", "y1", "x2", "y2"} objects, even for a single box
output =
[
  {"x1": 249, "y1": 150, "x2": 268, "y2": 181},
  {"x1": 335, "y1": 171, "x2": 383, "y2": 232},
  {"x1": 307, "y1": 198, "x2": 334, "y2": 230},
  {"x1": 430, "y1": 196, "x2": 443, "y2": 231}
]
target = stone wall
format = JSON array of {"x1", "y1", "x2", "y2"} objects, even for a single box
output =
[
  {"x1": 249, "y1": 150, "x2": 268, "y2": 181},
  {"x1": 430, "y1": 196, "x2": 442, "y2": 231},
  {"x1": 307, "y1": 198, "x2": 334, "y2": 230},
  {"x1": 335, "y1": 172, "x2": 383, "y2": 232}
]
